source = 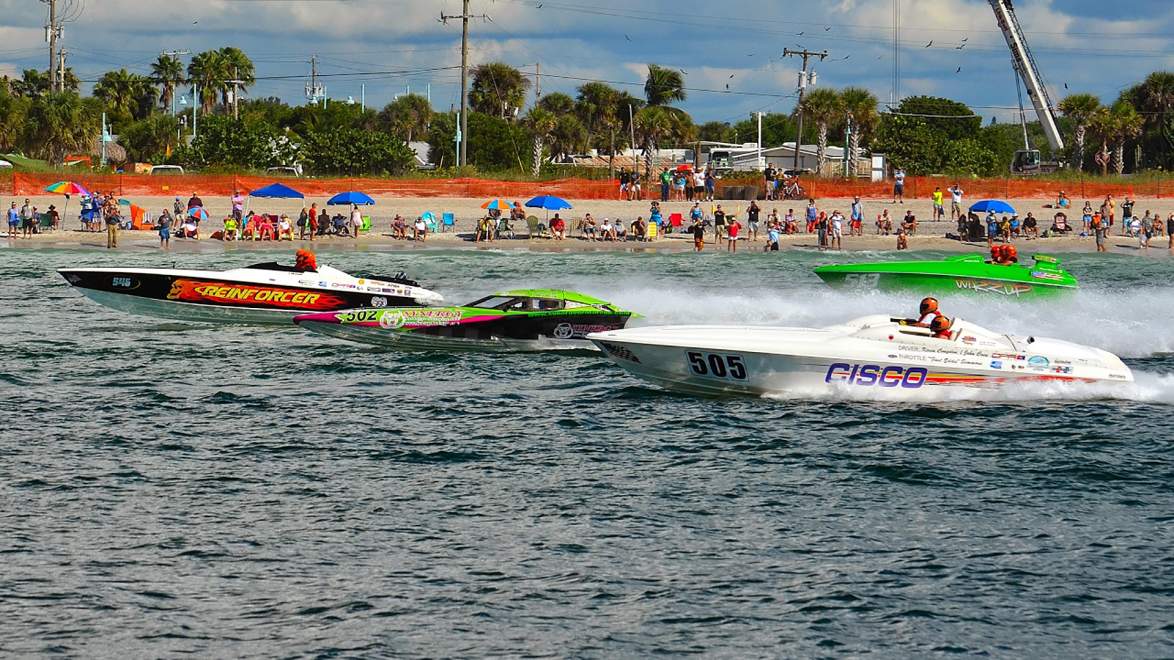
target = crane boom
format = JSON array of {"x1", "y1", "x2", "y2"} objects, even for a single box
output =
[{"x1": 988, "y1": 0, "x2": 1064, "y2": 152}]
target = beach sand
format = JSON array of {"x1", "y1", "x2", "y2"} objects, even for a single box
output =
[{"x1": 6, "y1": 194, "x2": 1172, "y2": 255}]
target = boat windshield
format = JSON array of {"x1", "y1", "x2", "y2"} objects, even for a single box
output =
[{"x1": 467, "y1": 296, "x2": 571, "y2": 311}]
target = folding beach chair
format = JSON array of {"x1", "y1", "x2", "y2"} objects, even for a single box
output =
[
  {"x1": 526, "y1": 215, "x2": 549, "y2": 239},
  {"x1": 441, "y1": 212, "x2": 456, "y2": 232},
  {"x1": 422, "y1": 211, "x2": 439, "y2": 233},
  {"x1": 361, "y1": 216, "x2": 372, "y2": 233}
]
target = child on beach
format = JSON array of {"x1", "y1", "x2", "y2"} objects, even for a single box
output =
[
  {"x1": 764, "y1": 223, "x2": 780, "y2": 252},
  {"x1": 690, "y1": 219, "x2": 705, "y2": 252},
  {"x1": 727, "y1": 217, "x2": 741, "y2": 252},
  {"x1": 896, "y1": 227, "x2": 908, "y2": 250}
]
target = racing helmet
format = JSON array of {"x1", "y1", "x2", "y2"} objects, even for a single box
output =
[
  {"x1": 930, "y1": 315, "x2": 953, "y2": 335},
  {"x1": 1005, "y1": 245, "x2": 1018, "y2": 261},
  {"x1": 919, "y1": 297, "x2": 939, "y2": 315}
]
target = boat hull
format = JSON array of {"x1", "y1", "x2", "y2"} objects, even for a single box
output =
[
  {"x1": 58, "y1": 268, "x2": 435, "y2": 325},
  {"x1": 814, "y1": 257, "x2": 1077, "y2": 298},
  {"x1": 296, "y1": 306, "x2": 631, "y2": 352},
  {"x1": 588, "y1": 323, "x2": 1132, "y2": 397}
]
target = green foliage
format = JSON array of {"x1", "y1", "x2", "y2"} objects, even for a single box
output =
[
  {"x1": 536, "y1": 92, "x2": 575, "y2": 116},
  {"x1": 893, "y1": 96, "x2": 981, "y2": 141},
  {"x1": 23, "y1": 92, "x2": 99, "y2": 164},
  {"x1": 176, "y1": 115, "x2": 291, "y2": 170},
  {"x1": 151, "y1": 54, "x2": 186, "y2": 111},
  {"x1": 93, "y1": 69, "x2": 156, "y2": 127},
  {"x1": 698, "y1": 121, "x2": 734, "y2": 143},
  {"x1": 0, "y1": 88, "x2": 30, "y2": 152},
  {"x1": 120, "y1": 114, "x2": 181, "y2": 162},
  {"x1": 644, "y1": 64, "x2": 686, "y2": 106},
  {"x1": 873, "y1": 96, "x2": 999, "y2": 175},
  {"x1": 468, "y1": 62, "x2": 530, "y2": 118},
  {"x1": 427, "y1": 111, "x2": 527, "y2": 171},
  {"x1": 380, "y1": 94, "x2": 433, "y2": 143},
  {"x1": 1117, "y1": 71, "x2": 1173, "y2": 170},
  {"x1": 302, "y1": 127, "x2": 414, "y2": 176}
]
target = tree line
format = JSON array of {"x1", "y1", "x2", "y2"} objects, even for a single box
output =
[{"x1": 0, "y1": 51, "x2": 1169, "y2": 178}]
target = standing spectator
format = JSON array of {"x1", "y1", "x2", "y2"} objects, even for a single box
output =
[
  {"x1": 764, "y1": 221, "x2": 780, "y2": 252},
  {"x1": 20, "y1": 199, "x2": 33, "y2": 234},
  {"x1": 618, "y1": 169, "x2": 630, "y2": 200},
  {"x1": 763, "y1": 165, "x2": 776, "y2": 200},
  {"x1": 727, "y1": 215, "x2": 741, "y2": 252},
  {"x1": 830, "y1": 210, "x2": 844, "y2": 250},
  {"x1": 659, "y1": 167, "x2": 671, "y2": 202},
  {"x1": 350, "y1": 205, "x2": 363, "y2": 239},
  {"x1": 746, "y1": 200, "x2": 760, "y2": 242},
  {"x1": 713, "y1": 204, "x2": 726, "y2": 243},
  {"x1": 7, "y1": 201, "x2": 19, "y2": 238},
  {"x1": 690, "y1": 217, "x2": 705, "y2": 252},
  {"x1": 931, "y1": 186, "x2": 945, "y2": 221},
  {"x1": 850, "y1": 196, "x2": 864, "y2": 236},
  {"x1": 1092, "y1": 212, "x2": 1107, "y2": 252},
  {"x1": 158, "y1": 209, "x2": 171, "y2": 248},
  {"x1": 692, "y1": 167, "x2": 705, "y2": 202},
  {"x1": 1120, "y1": 196, "x2": 1134, "y2": 236},
  {"x1": 186, "y1": 192, "x2": 203, "y2": 210},
  {"x1": 172, "y1": 196, "x2": 184, "y2": 220},
  {"x1": 949, "y1": 184, "x2": 964, "y2": 221},
  {"x1": 816, "y1": 211, "x2": 829, "y2": 250},
  {"x1": 297, "y1": 207, "x2": 309, "y2": 239},
  {"x1": 892, "y1": 167, "x2": 906, "y2": 203},
  {"x1": 46, "y1": 204, "x2": 60, "y2": 231},
  {"x1": 1081, "y1": 202, "x2": 1093, "y2": 235},
  {"x1": 1167, "y1": 213, "x2": 1174, "y2": 252},
  {"x1": 674, "y1": 169, "x2": 687, "y2": 201},
  {"x1": 704, "y1": 168, "x2": 716, "y2": 201},
  {"x1": 105, "y1": 203, "x2": 120, "y2": 248},
  {"x1": 231, "y1": 190, "x2": 244, "y2": 222},
  {"x1": 805, "y1": 199, "x2": 818, "y2": 233},
  {"x1": 308, "y1": 203, "x2": 319, "y2": 241}
]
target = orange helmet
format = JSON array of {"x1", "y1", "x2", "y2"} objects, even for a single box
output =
[
  {"x1": 991, "y1": 244, "x2": 1003, "y2": 261},
  {"x1": 930, "y1": 315, "x2": 953, "y2": 334},
  {"x1": 919, "y1": 297, "x2": 939, "y2": 315},
  {"x1": 1005, "y1": 245, "x2": 1018, "y2": 261},
  {"x1": 295, "y1": 248, "x2": 318, "y2": 271}
]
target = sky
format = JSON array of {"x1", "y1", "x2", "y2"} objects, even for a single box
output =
[{"x1": 1, "y1": 0, "x2": 1171, "y2": 127}]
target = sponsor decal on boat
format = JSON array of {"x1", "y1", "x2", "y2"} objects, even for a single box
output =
[
  {"x1": 1031, "y1": 271, "x2": 1065, "y2": 281},
  {"x1": 990, "y1": 360, "x2": 1003, "y2": 369},
  {"x1": 377, "y1": 308, "x2": 464, "y2": 329},
  {"x1": 954, "y1": 279, "x2": 1033, "y2": 296},
  {"x1": 166, "y1": 279, "x2": 346, "y2": 310},
  {"x1": 825, "y1": 363, "x2": 928, "y2": 388},
  {"x1": 1027, "y1": 355, "x2": 1050, "y2": 367},
  {"x1": 598, "y1": 342, "x2": 641, "y2": 363}
]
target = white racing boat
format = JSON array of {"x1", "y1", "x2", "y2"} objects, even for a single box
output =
[
  {"x1": 588, "y1": 314, "x2": 1133, "y2": 396},
  {"x1": 59, "y1": 255, "x2": 443, "y2": 324}
]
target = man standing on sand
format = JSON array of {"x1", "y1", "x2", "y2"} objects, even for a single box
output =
[
  {"x1": 690, "y1": 218, "x2": 705, "y2": 252},
  {"x1": 6, "y1": 202, "x2": 18, "y2": 238},
  {"x1": 308, "y1": 203, "x2": 319, "y2": 241},
  {"x1": 713, "y1": 204, "x2": 726, "y2": 244},
  {"x1": 850, "y1": 196, "x2": 864, "y2": 236},
  {"x1": 931, "y1": 187, "x2": 945, "y2": 221},
  {"x1": 659, "y1": 167, "x2": 671, "y2": 202},
  {"x1": 892, "y1": 167, "x2": 906, "y2": 203},
  {"x1": 187, "y1": 192, "x2": 202, "y2": 210},
  {"x1": 1120, "y1": 196, "x2": 1134, "y2": 236},
  {"x1": 949, "y1": 184, "x2": 963, "y2": 222},
  {"x1": 1092, "y1": 211, "x2": 1107, "y2": 252},
  {"x1": 105, "y1": 202, "x2": 119, "y2": 248},
  {"x1": 1168, "y1": 213, "x2": 1174, "y2": 252}
]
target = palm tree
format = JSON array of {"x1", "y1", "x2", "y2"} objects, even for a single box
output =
[
  {"x1": 1118, "y1": 72, "x2": 1174, "y2": 170},
  {"x1": 576, "y1": 82, "x2": 622, "y2": 175},
  {"x1": 797, "y1": 88, "x2": 843, "y2": 170},
  {"x1": 1109, "y1": 101, "x2": 1143, "y2": 175},
  {"x1": 1088, "y1": 106, "x2": 1115, "y2": 176},
  {"x1": 536, "y1": 92, "x2": 575, "y2": 116},
  {"x1": 25, "y1": 92, "x2": 98, "y2": 164},
  {"x1": 549, "y1": 114, "x2": 587, "y2": 162},
  {"x1": 0, "y1": 89, "x2": 29, "y2": 152},
  {"x1": 468, "y1": 62, "x2": 530, "y2": 119},
  {"x1": 187, "y1": 50, "x2": 226, "y2": 114},
  {"x1": 151, "y1": 54, "x2": 186, "y2": 112},
  {"x1": 839, "y1": 87, "x2": 879, "y2": 172},
  {"x1": 11, "y1": 69, "x2": 51, "y2": 98},
  {"x1": 1058, "y1": 93, "x2": 1101, "y2": 170},
  {"x1": 218, "y1": 47, "x2": 255, "y2": 108},
  {"x1": 380, "y1": 94, "x2": 433, "y2": 143},
  {"x1": 93, "y1": 69, "x2": 155, "y2": 121},
  {"x1": 633, "y1": 105, "x2": 693, "y2": 175},
  {"x1": 523, "y1": 106, "x2": 557, "y2": 177},
  {"x1": 644, "y1": 64, "x2": 686, "y2": 107}
]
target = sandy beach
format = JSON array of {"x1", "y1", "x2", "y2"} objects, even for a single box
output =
[{"x1": 6, "y1": 194, "x2": 1172, "y2": 255}]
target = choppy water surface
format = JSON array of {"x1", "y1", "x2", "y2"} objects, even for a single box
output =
[{"x1": 2, "y1": 246, "x2": 1173, "y2": 656}]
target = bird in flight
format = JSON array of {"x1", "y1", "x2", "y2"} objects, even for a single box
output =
[
  {"x1": 925, "y1": 40, "x2": 933, "y2": 48},
  {"x1": 955, "y1": 67, "x2": 962, "y2": 73}
]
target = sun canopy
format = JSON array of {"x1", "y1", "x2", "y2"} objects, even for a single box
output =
[
  {"x1": 524, "y1": 195, "x2": 572, "y2": 211},
  {"x1": 249, "y1": 182, "x2": 305, "y2": 199},
  {"x1": 327, "y1": 191, "x2": 375, "y2": 205},
  {"x1": 45, "y1": 181, "x2": 90, "y2": 196}
]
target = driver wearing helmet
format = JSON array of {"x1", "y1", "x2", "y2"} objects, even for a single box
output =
[
  {"x1": 915, "y1": 297, "x2": 943, "y2": 327},
  {"x1": 930, "y1": 315, "x2": 953, "y2": 339}
]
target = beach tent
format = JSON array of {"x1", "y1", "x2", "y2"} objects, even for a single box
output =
[
  {"x1": 969, "y1": 199, "x2": 1016, "y2": 215},
  {"x1": 249, "y1": 182, "x2": 305, "y2": 199}
]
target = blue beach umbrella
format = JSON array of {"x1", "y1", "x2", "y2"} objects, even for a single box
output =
[
  {"x1": 524, "y1": 195, "x2": 573, "y2": 211},
  {"x1": 186, "y1": 206, "x2": 209, "y2": 222},
  {"x1": 327, "y1": 191, "x2": 375, "y2": 206},
  {"x1": 249, "y1": 182, "x2": 305, "y2": 199},
  {"x1": 969, "y1": 199, "x2": 1016, "y2": 215}
]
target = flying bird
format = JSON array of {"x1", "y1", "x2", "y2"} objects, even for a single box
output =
[
  {"x1": 624, "y1": 34, "x2": 631, "y2": 41},
  {"x1": 956, "y1": 44, "x2": 966, "y2": 50},
  {"x1": 1064, "y1": 82, "x2": 1069, "y2": 89},
  {"x1": 925, "y1": 40, "x2": 933, "y2": 48},
  {"x1": 956, "y1": 67, "x2": 962, "y2": 73},
  {"x1": 840, "y1": 55, "x2": 851, "y2": 60},
  {"x1": 961, "y1": 36, "x2": 969, "y2": 41},
  {"x1": 725, "y1": 84, "x2": 730, "y2": 90},
  {"x1": 796, "y1": 31, "x2": 804, "y2": 36},
  {"x1": 824, "y1": 26, "x2": 831, "y2": 31},
  {"x1": 728, "y1": 73, "x2": 735, "y2": 78}
]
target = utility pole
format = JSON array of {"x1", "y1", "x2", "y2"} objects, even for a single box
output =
[
  {"x1": 57, "y1": 49, "x2": 67, "y2": 95},
  {"x1": 441, "y1": 2, "x2": 490, "y2": 168},
  {"x1": 44, "y1": 0, "x2": 59, "y2": 92},
  {"x1": 782, "y1": 48, "x2": 827, "y2": 172},
  {"x1": 227, "y1": 67, "x2": 244, "y2": 120},
  {"x1": 162, "y1": 50, "x2": 190, "y2": 115},
  {"x1": 305, "y1": 55, "x2": 325, "y2": 107},
  {"x1": 535, "y1": 62, "x2": 541, "y2": 101}
]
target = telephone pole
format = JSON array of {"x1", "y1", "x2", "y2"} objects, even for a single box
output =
[
  {"x1": 441, "y1": 2, "x2": 490, "y2": 168},
  {"x1": 57, "y1": 49, "x2": 67, "y2": 94},
  {"x1": 162, "y1": 50, "x2": 190, "y2": 115},
  {"x1": 305, "y1": 55, "x2": 325, "y2": 107},
  {"x1": 782, "y1": 48, "x2": 827, "y2": 172},
  {"x1": 44, "y1": 0, "x2": 59, "y2": 92}
]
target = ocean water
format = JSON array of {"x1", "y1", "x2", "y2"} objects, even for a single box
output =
[{"x1": 2, "y1": 246, "x2": 1172, "y2": 656}]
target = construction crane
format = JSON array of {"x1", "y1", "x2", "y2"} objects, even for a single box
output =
[{"x1": 988, "y1": 0, "x2": 1065, "y2": 174}]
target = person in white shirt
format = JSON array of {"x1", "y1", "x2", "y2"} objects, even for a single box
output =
[
  {"x1": 350, "y1": 205, "x2": 363, "y2": 239},
  {"x1": 893, "y1": 168, "x2": 906, "y2": 203},
  {"x1": 413, "y1": 216, "x2": 427, "y2": 241},
  {"x1": 949, "y1": 184, "x2": 964, "y2": 221},
  {"x1": 830, "y1": 211, "x2": 844, "y2": 249},
  {"x1": 914, "y1": 297, "x2": 942, "y2": 327},
  {"x1": 600, "y1": 218, "x2": 614, "y2": 240}
]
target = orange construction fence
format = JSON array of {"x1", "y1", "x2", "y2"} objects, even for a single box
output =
[{"x1": 5, "y1": 171, "x2": 1168, "y2": 201}]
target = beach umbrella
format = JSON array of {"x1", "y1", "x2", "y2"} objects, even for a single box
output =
[
  {"x1": 118, "y1": 198, "x2": 133, "y2": 206},
  {"x1": 187, "y1": 206, "x2": 209, "y2": 222},
  {"x1": 248, "y1": 182, "x2": 305, "y2": 199},
  {"x1": 969, "y1": 199, "x2": 1016, "y2": 215},
  {"x1": 480, "y1": 199, "x2": 510, "y2": 210},
  {"x1": 45, "y1": 181, "x2": 90, "y2": 222},
  {"x1": 524, "y1": 195, "x2": 572, "y2": 211},
  {"x1": 326, "y1": 191, "x2": 375, "y2": 206}
]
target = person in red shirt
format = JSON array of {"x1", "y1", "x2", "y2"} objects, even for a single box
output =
[
  {"x1": 308, "y1": 203, "x2": 319, "y2": 241},
  {"x1": 727, "y1": 217, "x2": 741, "y2": 252}
]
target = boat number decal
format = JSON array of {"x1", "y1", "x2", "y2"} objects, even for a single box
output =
[
  {"x1": 687, "y1": 352, "x2": 748, "y2": 380},
  {"x1": 338, "y1": 309, "x2": 382, "y2": 324},
  {"x1": 843, "y1": 273, "x2": 880, "y2": 288},
  {"x1": 111, "y1": 277, "x2": 134, "y2": 288},
  {"x1": 825, "y1": 363, "x2": 927, "y2": 388},
  {"x1": 165, "y1": 279, "x2": 347, "y2": 310}
]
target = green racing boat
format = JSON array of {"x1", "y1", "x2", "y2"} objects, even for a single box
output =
[
  {"x1": 293, "y1": 288, "x2": 633, "y2": 351},
  {"x1": 813, "y1": 253, "x2": 1077, "y2": 298}
]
